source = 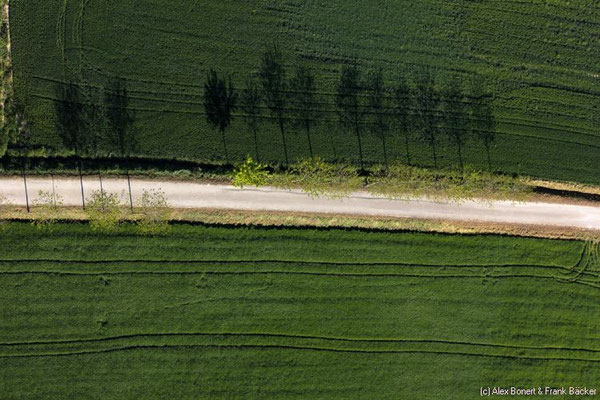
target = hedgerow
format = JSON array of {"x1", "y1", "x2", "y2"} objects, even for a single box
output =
[
  {"x1": 241, "y1": 158, "x2": 531, "y2": 202},
  {"x1": 269, "y1": 157, "x2": 363, "y2": 199},
  {"x1": 367, "y1": 163, "x2": 531, "y2": 202}
]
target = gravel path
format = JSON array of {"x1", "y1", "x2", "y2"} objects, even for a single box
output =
[{"x1": 2, "y1": 176, "x2": 600, "y2": 230}]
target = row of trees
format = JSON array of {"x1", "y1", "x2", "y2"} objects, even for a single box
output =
[
  {"x1": 28, "y1": 187, "x2": 171, "y2": 235},
  {"x1": 53, "y1": 77, "x2": 135, "y2": 209},
  {"x1": 204, "y1": 46, "x2": 496, "y2": 171},
  {"x1": 5, "y1": 48, "x2": 496, "y2": 212},
  {"x1": 1, "y1": 78, "x2": 135, "y2": 212}
]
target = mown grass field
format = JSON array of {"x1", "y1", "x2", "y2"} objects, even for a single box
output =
[
  {"x1": 10, "y1": 0, "x2": 600, "y2": 184},
  {"x1": 0, "y1": 223, "x2": 598, "y2": 398}
]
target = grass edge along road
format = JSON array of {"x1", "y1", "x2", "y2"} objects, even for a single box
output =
[{"x1": 0, "y1": 222, "x2": 598, "y2": 398}]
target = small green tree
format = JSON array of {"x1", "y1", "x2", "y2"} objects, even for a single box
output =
[
  {"x1": 32, "y1": 190, "x2": 63, "y2": 232},
  {"x1": 86, "y1": 191, "x2": 121, "y2": 233},
  {"x1": 232, "y1": 156, "x2": 270, "y2": 188},
  {"x1": 204, "y1": 69, "x2": 237, "y2": 164},
  {"x1": 136, "y1": 189, "x2": 171, "y2": 236}
]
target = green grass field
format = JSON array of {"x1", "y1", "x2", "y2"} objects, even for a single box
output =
[
  {"x1": 0, "y1": 223, "x2": 598, "y2": 398},
  {"x1": 10, "y1": 0, "x2": 600, "y2": 184}
]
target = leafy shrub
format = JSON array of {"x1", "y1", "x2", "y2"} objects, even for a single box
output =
[
  {"x1": 136, "y1": 189, "x2": 171, "y2": 236},
  {"x1": 31, "y1": 190, "x2": 63, "y2": 231},
  {"x1": 86, "y1": 191, "x2": 122, "y2": 233},
  {"x1": 232, "y1": 156, "x2": 270, "y2": 188},
  {"x1": 271, "y1": 157, "x2": 362, "y2": 198}
]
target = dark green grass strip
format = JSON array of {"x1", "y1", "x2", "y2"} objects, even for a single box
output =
[
  {"x1": 0, "y1": 258, "x2": 579, "y2": 269},
  {"x1": 0, "y1": 270, "x2": 597, "y2": 289},
  {"x1": 2, "y1": 261, "x2": 597, "y2": 278},
  {"x1": 0, "y1": 270, "x2": 573, "y2": 279}
]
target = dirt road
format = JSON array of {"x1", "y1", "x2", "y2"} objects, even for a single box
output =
[{"x1": 1, "y1": 176, "x2": 599, "y2": 230}]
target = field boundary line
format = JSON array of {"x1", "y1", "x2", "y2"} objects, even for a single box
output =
[
  {"x1": 2, "y1": 343, "x2": 599, "y2": 363},
  {"x1": 0, "y1": 269, "x2": 597, "y2": 289},
  {"x1": 0, "y1": 258, "x2": 575, "y2": 270},
  {"x1": 2, "y1": 331, "x2": 599, "y2": 353}
]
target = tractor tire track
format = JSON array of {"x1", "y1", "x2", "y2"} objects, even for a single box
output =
[
  {"x1": 2, "y1": 331, "x2": 598, "y2": 354},
  {"x1": 2, "y1": 343, "x2": 599, "y2": 363}
]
